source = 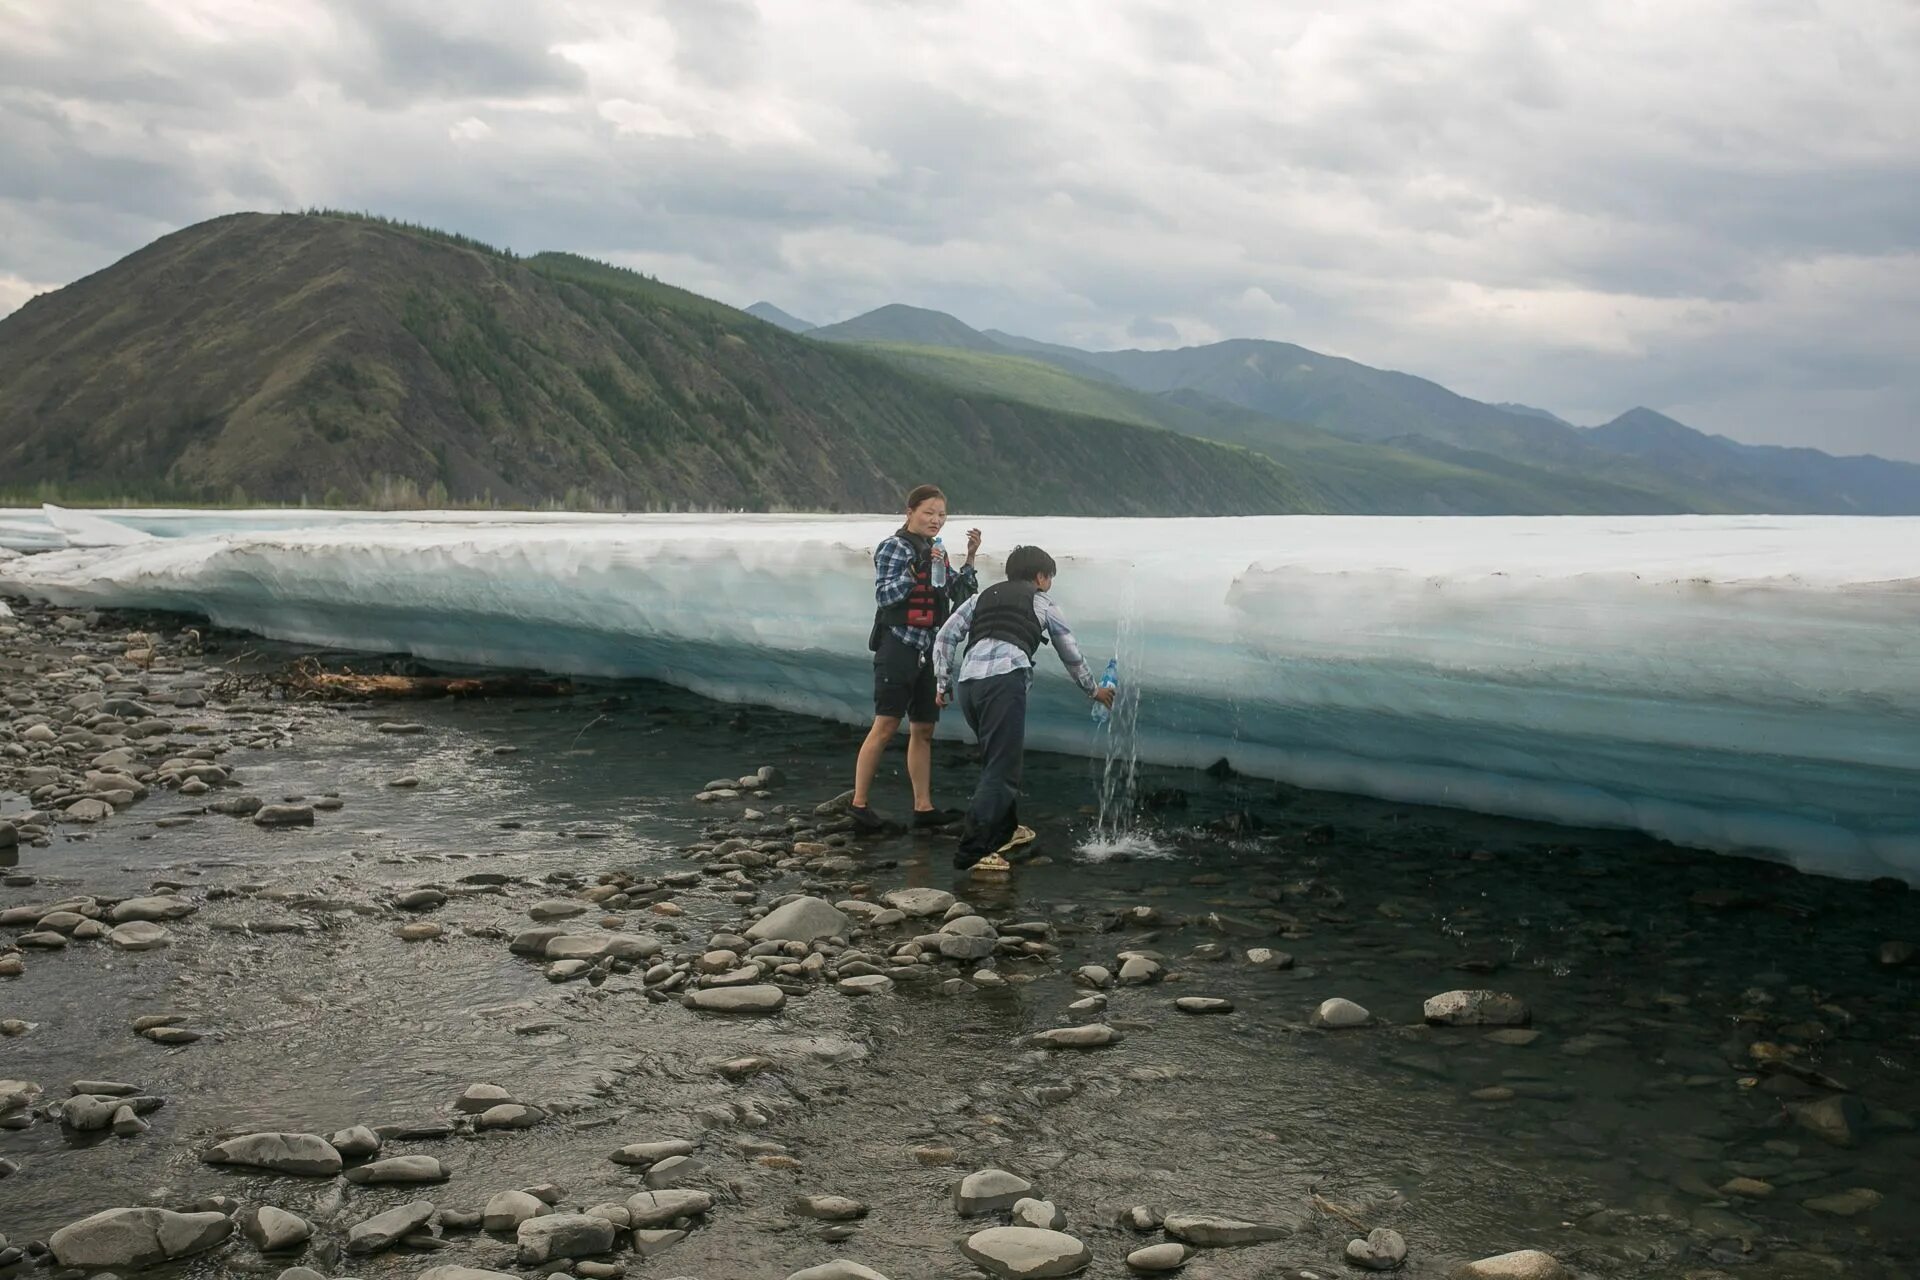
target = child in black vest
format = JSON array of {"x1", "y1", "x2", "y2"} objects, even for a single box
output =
[{"x1": 933, "y1": 545, "x2": 1115, "y2": 870}]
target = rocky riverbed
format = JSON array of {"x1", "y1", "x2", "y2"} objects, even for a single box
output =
[{"x1": 2, "y1": 597, "x2": 1918, "y2": 1280}]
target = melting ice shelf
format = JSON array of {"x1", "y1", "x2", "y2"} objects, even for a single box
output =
[{"x1": 3, "y1": 508, "x2": 1916, "y2": 881}]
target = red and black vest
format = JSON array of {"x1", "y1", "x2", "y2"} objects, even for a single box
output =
[{"x1": 871, "y1": 530, "x2": 949, "y2": 645}]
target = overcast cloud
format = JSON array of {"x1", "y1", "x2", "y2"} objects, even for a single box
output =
[{"x1": 2, "y1": 0, "x2": 1916, "y2": 458}]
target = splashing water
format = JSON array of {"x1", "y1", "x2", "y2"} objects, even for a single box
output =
[{"x1": 1078, "y1": 583, "x2": 1172, "y2": 860}]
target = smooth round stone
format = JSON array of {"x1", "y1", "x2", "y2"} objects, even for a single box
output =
[
  {"x1": 204, "y1": 1132, "x2": 343, "y2": 1176},
  {"x1": 1011, "y1": 1198, "x2": 1065, "y2": 1230},
  {"x1": 343, "y1": 1155, "x2": 448, "y2": 1184},
  {"x1": 1311, "y1": 998, "x2": 1372, "y2": 1028},
  {"x1": 396, "y1": 922, "x2": 443, "y2": 941},
  {"x1": 792, "y1": 1194, "x2": 869, "y2": 1221},
  {"x1": 546, "y1": 959, "x2": 591, "y2": 982},
  {"x1": 837, "y1": 974, "x2": 893, "y2": 996},
  {"x1": 530, "y1": 900, "x2": 588, "y2": 920},
  {"x1": 1027, "y1": 1025, "x2": 1121, "y2": 1050},
  {"x1": 1346, "y1": 1227, "x2": 1407, "y2": 1270},
  {"x1": 1174, "y1": 997, "x2": 1233, "y2": 1014},
  {"x1": 1124, "y1": 1242, "x2": 1192, "y2": 1272},
  {"x1": 959, "y1": 1226, "x2": 1092, "y2": 1279},
  {"x1": 1447, "y1": 1250, "x2": 1573, "y2": 1279},
  {"x1": 107, "y1": 921, "x2": 170, "y2": 951},
  {"x1": 787, "y1": 1262, "x2": 892, "y2": 1280},
  {"x1": 953, "y1": 1169, "x2": 1034, "y2": 1216},
  {"x1": 609, "y1": 1140, "x2": 695, "y2": 1167},
  {"x1": 683, "y1": 984, "x2": 786, "y2": 1014}
]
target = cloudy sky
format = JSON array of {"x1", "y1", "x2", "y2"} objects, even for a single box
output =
[{"x1": 3, "y1": 0, "x2": 1916, "y2": 458}]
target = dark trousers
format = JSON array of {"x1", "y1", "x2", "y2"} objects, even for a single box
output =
[{"x1": 956, "y1": 671, "x2": 1027, "y2": 861}]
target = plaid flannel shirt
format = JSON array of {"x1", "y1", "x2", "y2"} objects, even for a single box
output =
[{"x1": 874, "y1": 533, "x2": 977, "y2": 650}]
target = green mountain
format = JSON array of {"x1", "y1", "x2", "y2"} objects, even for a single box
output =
[
  {"x1": 838, "y1": 306, "x2": 1920, "y2": 514},
  {"x1": 0, "y1": 212, "x2": 1315, "y2": 515},
  {"x1": 744, "y1": 301, "x2": 815, "y2": 332},
  {"x1": 811, "y1": 304, "x2": 1006, "y2": 353}
]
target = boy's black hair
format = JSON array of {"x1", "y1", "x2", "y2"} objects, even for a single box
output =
[{"x1": 1005, "y1": 545, "x2": 1056, "y2": 582}]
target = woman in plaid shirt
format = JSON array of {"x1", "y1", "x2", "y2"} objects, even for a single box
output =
[{"x1": 849, "y1": 484, "x2": 981, "y2": 834}]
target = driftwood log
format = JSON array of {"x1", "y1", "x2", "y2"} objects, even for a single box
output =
[{"x1": 283, "y1": 656, "x2": 572, "y2": 700}]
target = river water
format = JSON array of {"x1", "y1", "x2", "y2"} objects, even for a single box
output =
[{"x1": 3, "y1": 643, "x2": 1917, "y2": 1280}]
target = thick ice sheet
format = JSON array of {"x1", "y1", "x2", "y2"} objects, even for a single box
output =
[{"x1": 4, "y1": 512, "x2": 1916, "y2": 880}]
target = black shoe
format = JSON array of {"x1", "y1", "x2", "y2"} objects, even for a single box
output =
[
  {"x1": 912, "y1": 807, "x2": 964, "y2": 830},
  {"x1": 849, "y1": 804, "x2": 888, "y2": 836}
]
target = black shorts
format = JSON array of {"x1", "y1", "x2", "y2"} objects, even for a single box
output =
[{"x1": 873, "y1": 631, "x2": 939, "y2": 724}]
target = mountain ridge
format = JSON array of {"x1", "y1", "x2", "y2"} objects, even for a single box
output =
[{"x1": 812, "y1": 303, "x2": 1920, "y2": 513}]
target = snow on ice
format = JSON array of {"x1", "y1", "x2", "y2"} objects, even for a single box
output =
[{"x1": 3, "y1": 509, "x2": 1916, "y2": 880}]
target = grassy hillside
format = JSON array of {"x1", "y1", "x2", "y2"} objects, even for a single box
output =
[{"x1": 0, "y1": 213, "x2": 1317, "y2": 515}]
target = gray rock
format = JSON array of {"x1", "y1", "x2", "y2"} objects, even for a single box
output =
[
  {"x1": 630, "y1": 1227, "x2": 688, "y2": 1258},
  {"x1": 252, "y1": 804, "x2": 315, "y2": 827},
  {"x1": 623, "y1": 1190, "x2": 713, "y2": 1228},
  {"x1": 787, "y1": 1262, "x2": 893, "y2": 1280},
  {"x1": 938, "y1": 933, "x2": 997, "y2": 961},
  {"x1": 792, "y1": 1195, "x2": 868, "y2": 1221},
  {"x1": 328, "y1": 1125, "x2": 381, "y2": 1158},
  {"x1": 683, "y1": 984, "x2": 786, "y2": 1014},
  {"x1": 644, "y1": 1154, "x2": 704, "y2": 1188},
  {"x1": 609, "y1": 1139, "x2": 695, "y2": 1168},
  {"x1": 1027, "y1": 1025, "x2": 1122, "y2": 1050},
  {"x1": 476, "y1": 1104, "x2": 543, "y2": 1131},
  {"x1": 959, "y1": 1226, "x2": 1092, "y2": 1279},
  {"x1": 347, "y1": 1201, "x2": 435, "y2": 1253},
  {"x1": 277, "y1": 1268, "x2": 328, "y2": 1280},
  {"x1": 344, "y1": 1155, "x2": 449, "y2": 1184},
  {"x1": 1794, "y1": 1095, "x2": 1868, "y2": 1147},
  {"x1": 515, "y1": 1213, "x2": 616, "y2": 1265},
  {"x1": 1422, "y1": 990, "x2": 1531, "y2": 1027},
  {"x1": 1011, "y1": 1199, "x2": 1065, "y2": 1230},
  {"x1": 1163, "y1": 1211, "x2": 1298, "y2": 1245},
  {"x1": 109, "y1": 895, "x2": 196, "y2": 923},
  {"x1": 953, "y1": 1169, "x2": 1034, "y2": 1215},
  {"x1": 417, "y1": 1268, "x2": 522, "y2": 1280},
  {"x1": 108, "y1": 921, "x2": 170, "y2": 951},
  {"x1": 745, "y1": 896, "x2": 850, "y2": 943},
  {"x1": 205, "y1": 1132, "x2": 343, "y2": 1177},
  {"x1": 1877, "y1": 939, "x2": 1915, "y2": 966},
  {"x1": 1124, "y1": 1242, "x2": 1192, "y2": 1272},
  {"x1": 1346, "y1": 1227, "x2": 1407, "y2": 1270},
  {"x1": 50, "y1": 1207, "x2": 234, "y2": 1269},
  {"x1": 1174, "y1": 997, "x2": 1234, "y2": 1014},
  {"x1": 880, "y1": 887, "x2": 955, "y2": 917},
  {"x1": 483, "y1": 1190, "x2": 548, "y2": 1232},
  {"x1": 837, "y1": 974, "x2": 893, "y2": 996},
  {"x1": 1310, "y1": 998, "x2": 1372, "y2": 1028},
  {"x1": 1446, "y1": 1250, "x2": 1572, "y2": 1280},
  {"x1": 241, "y1": 1206, "x2": 314, "y2": 1252},
  {"x1": 1118, "y1": 956, "x2": 1162, "y2": 985}
]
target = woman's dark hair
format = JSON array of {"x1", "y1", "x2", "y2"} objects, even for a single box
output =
[
  {"x1": 1006, "y1": 545, "x2": 1057, "y2": 582},
  {"x1": 905, "y1": 484, "x2": 946, "y2": 511}
]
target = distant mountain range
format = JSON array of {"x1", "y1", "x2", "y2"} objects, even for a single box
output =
[
  {"x1": 2, "y1": 209, "x2": 1912, "y2": 516},
  {"x1": 800, "y1": 303, "x2": 1920, "y2": 515}
]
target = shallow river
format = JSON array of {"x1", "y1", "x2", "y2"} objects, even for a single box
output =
[{"x1": 3, "y1": 646, "x2": 1917, "y2": 1280}]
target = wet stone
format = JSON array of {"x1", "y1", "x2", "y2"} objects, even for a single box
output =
[
  {"x1": 959, "y1": 1226, "x2": 1092, "y2": 1279},
  {"x1": 1423, "y1": 989, "x2": 1531, "y2": 1027},
  {"x1": 204, "y1": 1132, "x2": 343, "y2": 1177},
  {"x1": 1311, "y1": 998, "x2": 1371, "y2": 1028},
  {"x1": 792, "y1": 1195, "x2": 868, "y2": 1221},
  {"x1": 1027, "y1": 1025, "x2": 1122, "y2": 1050},
  {"x1": 1345, "y1": 1227, "x2": 1407, "y2": 1270},
  {"x1": 1162, "y1": 1211, "x2": 1298, "y2": 1245},
  {"x1": 787, "y1": 1263, "x2": 893, "y2": 1280},
  {"x1": 1448, "y1": 1251, "x2": 1572, "y2": 1279},
  {"x1": 954, "y1": 1169, "x2": 1035, "y2": 1216},
  {"x1": 1125, "y1": 1242, "x2": 1192, "y2": 1272},
  {"x1": 346, "y1": 1200, "x2": 435, "y2": 1254},
  {"x1": 344, "y1": 1155, "x2": 449, "y2": 1184}
]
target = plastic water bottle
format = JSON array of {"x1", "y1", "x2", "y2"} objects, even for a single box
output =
[
  {"x1": 930, "y1": 536, "x2": 947, "y2": 589},
  {"x1": 1091, "y1": 657, "x2": 1119, "y2": 724}
]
